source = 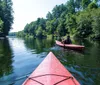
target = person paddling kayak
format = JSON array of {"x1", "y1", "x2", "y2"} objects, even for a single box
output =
[{"x1": 62, "y1": 35, "x2": 72, "y2": 44}]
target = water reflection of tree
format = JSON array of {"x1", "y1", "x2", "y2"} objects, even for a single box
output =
[
  {"x1": 0, "y1": 38, "x2": 13, "y2": 77},
  {"x1": 24, "y1": 38, "x2": 55, "y2": 54}
]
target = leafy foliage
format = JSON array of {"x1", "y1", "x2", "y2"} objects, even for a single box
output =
[
  {"x1": 16, "y1": 0, "x2": 100, "y2": 40},
  {"x1": 91, "y1": 8, "x2": 100, "y2": 38},
  {"x1": 66, "y1": 0, "x2": 75, "y2": 13},
  {"x1": 76, "y1": 10, "x2": 93, "y2": 38},
  {"x1": 81, "y1": 0, "x2": 91, "y2": 9},
  {"x1": 88, "y1": 2, "x2": 98, "y2": 9},
  {"x1": 0, "y1": 0, "x2": 13, "y2": 36},
  {"x1": 0, "y1": 18, "x2": 3, "y2": 32}
]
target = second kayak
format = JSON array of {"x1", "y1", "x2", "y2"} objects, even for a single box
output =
[
  {"x1": 56, "y1": 40, "x2": 84, "y2": 51},
  {"x1": 22, "y1": 52, "x2": 80, "y2": 85}
]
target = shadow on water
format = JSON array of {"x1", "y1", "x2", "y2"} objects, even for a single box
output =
[{"x1": 0, "y1": 38, "x2": 14, "y2": 77}]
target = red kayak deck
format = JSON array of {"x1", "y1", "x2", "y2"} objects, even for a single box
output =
[
  {"x1": 22, "y1": 52, "x2": 80, "y2": 85},
  {"x1": 56, "y1": 40, "x2": 84, "y2": 51}
]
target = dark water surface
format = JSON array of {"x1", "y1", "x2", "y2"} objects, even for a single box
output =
[{"x1": 0, "y1": 37, "x2": 100, "y2": 85}]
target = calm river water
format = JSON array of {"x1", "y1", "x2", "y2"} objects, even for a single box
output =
[{"x1": 0, "y1": 37, "x2": 100, "y2": 85}]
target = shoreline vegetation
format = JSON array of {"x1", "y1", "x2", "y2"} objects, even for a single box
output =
[
  {"x1": 9, "y1": 0, "x2": 100, "y2": 40},
  {"x1": 0, "y1": 0, "x2": 13, "y2": 37}
]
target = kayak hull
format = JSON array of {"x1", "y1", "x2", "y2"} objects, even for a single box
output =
[
  {"x1": 23, "y1": 52, "x2": 80, "y2": 85},
  {"x1": 56, "y1": 40, "x2": 84, "y2": 51}
]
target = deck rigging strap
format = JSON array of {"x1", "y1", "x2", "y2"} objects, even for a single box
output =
[{"x1": 28, "y1": 74, "x2": 77, "y2": 85}]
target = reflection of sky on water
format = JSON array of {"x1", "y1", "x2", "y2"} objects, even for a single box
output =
[
  {"x1": 0, "y1": 37, "x2": 100, "y2": 85},
  {"x1": 0, "y1": 38, "x2": 46, "y2": 85}
]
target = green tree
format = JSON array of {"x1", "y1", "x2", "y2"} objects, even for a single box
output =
[
  {"x1": 75, "y1": 0, "x2": 82, "y2": 11},
  {"x1": 19, "y1": 0, "x2": 100, "y2": 40},
  {"x1": 82, "y1": 0, "x2": 91, "y2": 9},
  {"x1": 65, "y1": 13, "x2": 77, "y2": 35},
  {"x1": 46, "y1": 12, "x2": 53, "y2": 20},
  {"x1": 0, "y1": 0, "x2": 13, "y2": 36},
  {"x1": 66, "y1": 0, "x2": 75, "y2": 14},
  {"x1": 24, "y1": 23, "x2": 30, "y2": 33},
  {"x1": 0, "y1": 18, "x2": 3, "y2": 32},
  {"x1": 76, "y1": 11, "x2": 93, "y2": 38},
  {"x1": 91, "y1": 8, "x2": 100, "y2": 38},
  {"x1": 16, "y1": 31, "x2": 25, "y2": 37},
  {"x1": 46, "y1": 18, "x2": 58, "y2": 34},
  {"x1": 57, "y1": 18, "x2": 67, "y2": 36},
  {"x1": 36, "y1": 26, "x2": 43, "y2": 38},
  {"x1": 52, "y1": 4, "x2": 67, "y2": 18},
  {"x1": 88, "y1": 2, "x2": 98, "y2": 9}
]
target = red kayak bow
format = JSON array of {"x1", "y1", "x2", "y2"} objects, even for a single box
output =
[{"x1": 22, "y1": 52, "x2": 80, "y2": 85}]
